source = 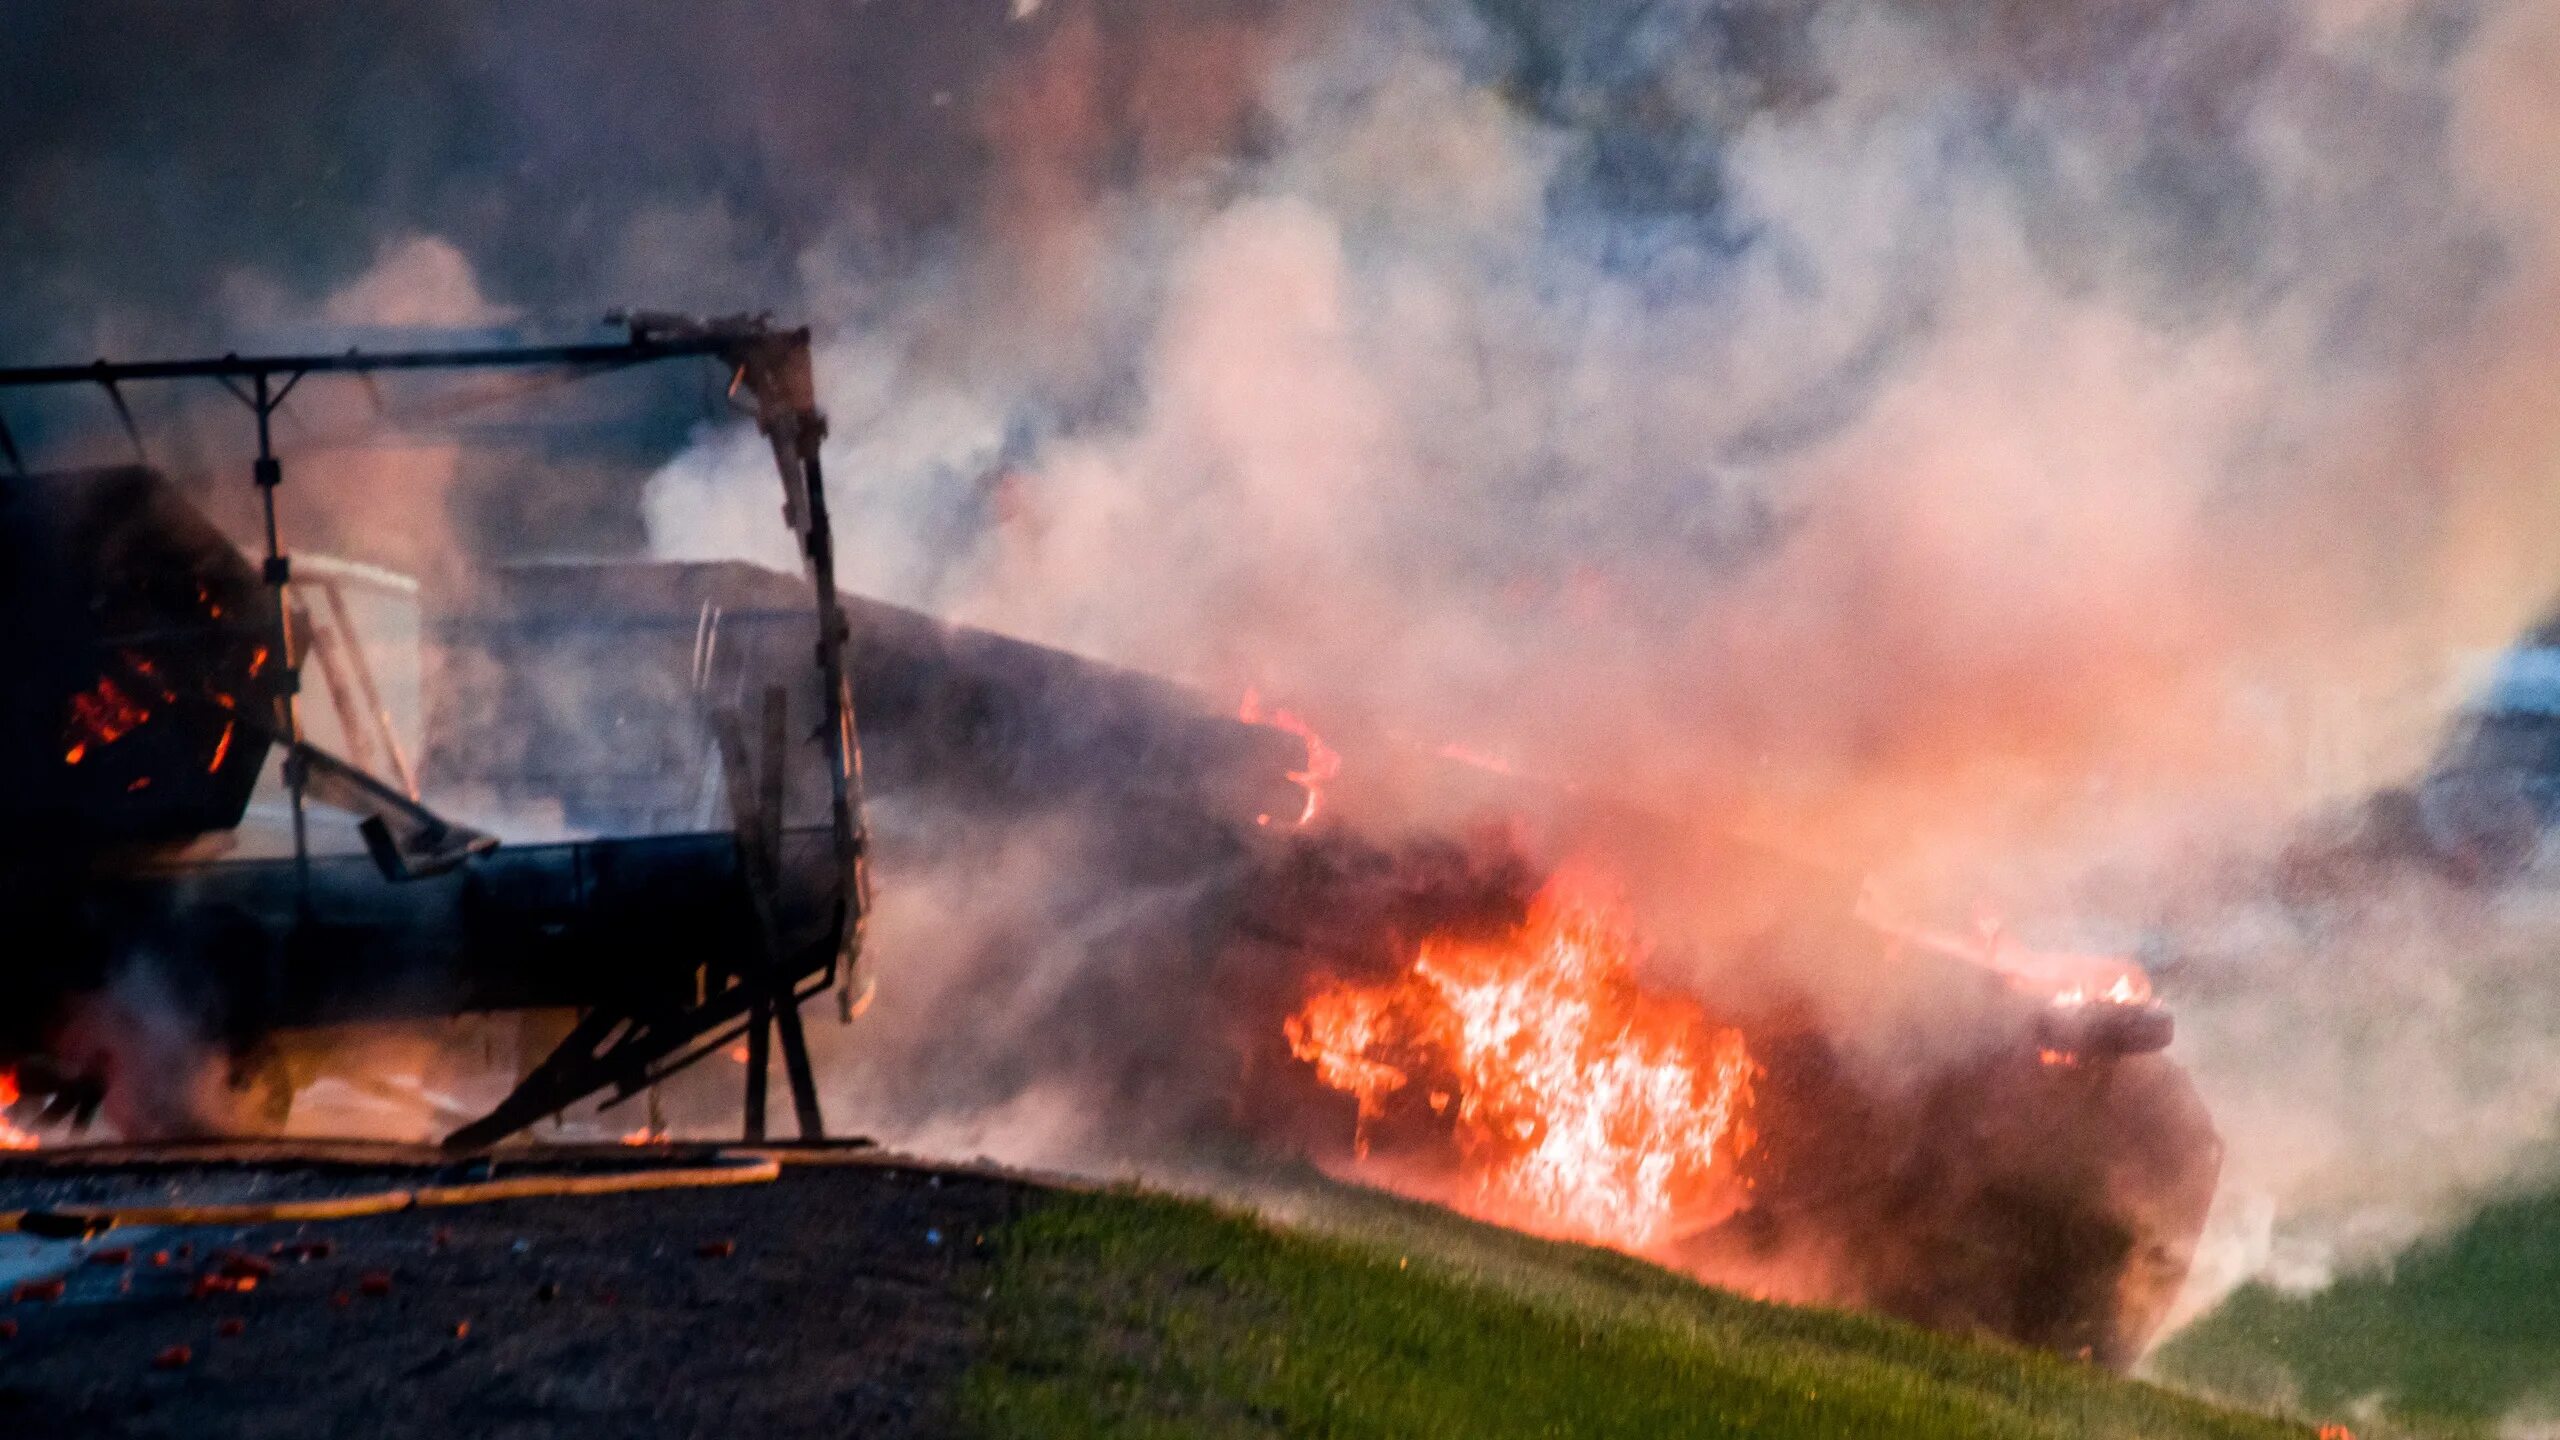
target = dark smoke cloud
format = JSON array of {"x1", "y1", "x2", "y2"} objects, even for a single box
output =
[{"x1": 0, "y1": 3, "x2": 1006, "y2": 347}]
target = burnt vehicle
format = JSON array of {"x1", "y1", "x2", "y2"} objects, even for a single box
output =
[
  {"x1": 0, "y1": 319, "x2": 872, "y2": 1148},
  {"x1": 0, "y1": 316, "x2": 1320, "y2": 1150},
  {"x1": 0, "y1": 319, "x2": 2217, "y2": 1367},
  {"x1": 1223, "y1": 820, "x2": 2218, "y2": 1370}
]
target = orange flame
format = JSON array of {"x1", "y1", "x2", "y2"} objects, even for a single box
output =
[
  {"x1": 0, "y1": 1068, "x2": 37, "y2": 1151},
  {"x1": 1239, "y1": 688, "x2": 1342, "y2": 826},
  {"x1": 62, "y1": 674, "x2": 151, "y2": 764},
  {"x1": 1286, "y1": 871, "x2": 1756, "y2": 1251}
]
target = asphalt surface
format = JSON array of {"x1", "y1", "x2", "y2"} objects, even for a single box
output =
[{"x1": 0, "y1": 1154, "x2": 1031, "y2": 1439}]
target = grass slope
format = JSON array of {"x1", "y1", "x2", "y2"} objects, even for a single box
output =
[
  {"x1": 961, "y1": 1182, "x2": 2310, "y2": 1439},
  {"x1": 2154, "y1": 1185, "x2": 2560, "y2": 1436}
]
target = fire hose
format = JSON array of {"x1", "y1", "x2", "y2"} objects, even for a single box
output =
[{"x1": 1, "y1": 1155, "x2": 780, "y2": 1238}]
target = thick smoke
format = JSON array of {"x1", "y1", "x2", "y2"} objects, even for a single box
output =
[
  {"x1": 11, "y1": 0, "x2": 2560, "y2": 1337},
  {"x1": 639, "y1": 0, "x2": 2560, "y2": 1319}
]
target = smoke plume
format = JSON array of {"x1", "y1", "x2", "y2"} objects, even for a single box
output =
[
  {"x1": 642, "y1": 0, "x2": 2560, "y2": 1319},
  {"x1": 11, "y1": 0, "x2": 2560, "y2": 1336}
]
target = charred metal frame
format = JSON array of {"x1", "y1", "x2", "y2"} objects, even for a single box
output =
[{"x1": 0, "y1": 317, "x2": 870, "y2": 1147}]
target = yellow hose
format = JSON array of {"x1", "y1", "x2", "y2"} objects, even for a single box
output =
[
  {"x1": 412, "y1": 1159, "x2": 781, "y2": 1207},
  {"x1": 1, "y1": 1157, "x2": 781, "y2": 1236}
]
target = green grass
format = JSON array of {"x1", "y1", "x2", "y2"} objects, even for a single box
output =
[
  {"x1": 960, "y1": 1179, "x2": 2312, "y2": 1439},
  {"x1": 2153, "y1": 1186, "x2": 2560, "y2": 1437}
]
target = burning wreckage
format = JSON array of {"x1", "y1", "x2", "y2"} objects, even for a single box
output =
[{"x1": 0, "y1": 319, "x2": 2216, "y2": 1368}]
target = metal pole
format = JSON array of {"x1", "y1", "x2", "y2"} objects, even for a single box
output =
[
  {"x1": 743, "y1": 996, "x2": 771, "y2": 1143},
  {"x1": 798, "y1": 443, "x2": 861, "y2": 859},
  {"x1": 252, "y1": 373, "x2": 311, "y2": 913},
  {"x1": 794, "y1": 440, "x2": 871, "y2": 997}
]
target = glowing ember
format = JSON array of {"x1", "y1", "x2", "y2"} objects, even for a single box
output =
[
  {"x1": 1286, "y1": 871, "x2": 1755, "y2": 1251},
  {"x1": 62, "y1": 675, "x2": 151, "y2": 764},
  {"x1": 123, "y1": 650, "x2": 179, "y2": 704},
  {"x1": 0, "y1": 1068, "x2": 37, "y2": 1151},
  {"x1": 1238, "y1": 688, "x2": 1342, "y2": 826},
  {"x1": 619, "y1": 1127, "x2": 667, "y2": 1146}
]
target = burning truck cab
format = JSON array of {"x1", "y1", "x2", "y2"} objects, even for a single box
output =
[{"x1": 1240, "y1": 813, "x2": 2219, "y2": 1369}]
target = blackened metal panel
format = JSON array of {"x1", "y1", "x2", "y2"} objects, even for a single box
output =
[
  {"x1": 0, "y1": 467, "x2": 274, "y2": 844},
  {"x1": 50, "y1": 833, "x2": 759, "y2": 1035}
]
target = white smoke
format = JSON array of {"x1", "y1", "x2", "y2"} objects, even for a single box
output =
[{"x1": 634, "y1": 0, "x2": 2560, "y2": 1325}]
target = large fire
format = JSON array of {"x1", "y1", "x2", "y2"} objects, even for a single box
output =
[{"x1": 1285, "y1": 871, "x2": 1756, "y2": 1252}]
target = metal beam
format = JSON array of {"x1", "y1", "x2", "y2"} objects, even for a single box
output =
[{"x1": 0, "y1": 334, "x2": 739, "y2": 391}]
